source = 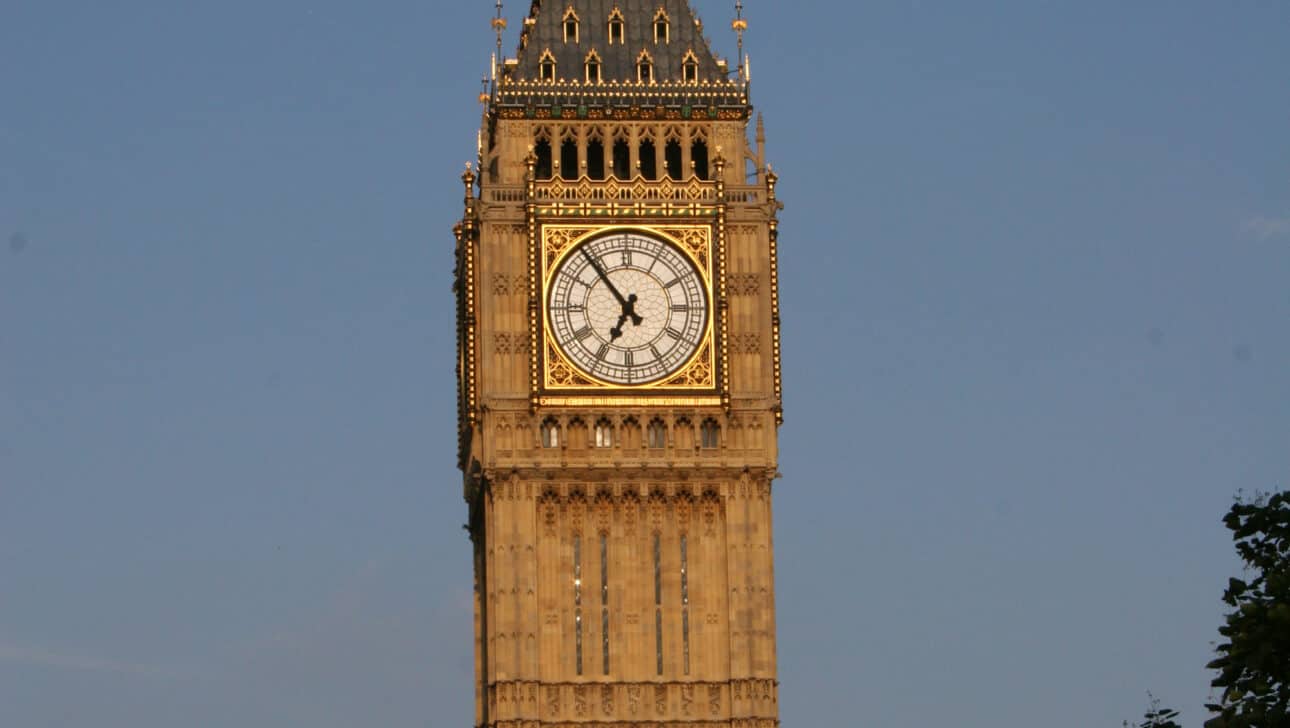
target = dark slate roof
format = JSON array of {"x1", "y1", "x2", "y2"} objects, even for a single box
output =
[{"x1": 511, "y1": 1, "x2": 726, "y2": 84}]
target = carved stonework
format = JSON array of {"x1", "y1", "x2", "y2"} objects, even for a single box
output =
[
  {"x1": 494, "y1": 332, "x2": 533, "y2": 355},
  {"x1": 728, "y1": 273, "x2": 760, "y2": 295},
  {"x1": 729, "y1": 332, "x2": 760, "y2": 354}
]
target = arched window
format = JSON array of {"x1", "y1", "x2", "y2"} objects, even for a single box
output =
[
  {"x1": 647, "y1": 418, "x2": 667, "y2": 449},
  {"x1": 653, "y1": 9, "x2": 670, "y2": 44},
  {"x1": 638, "y1": 137, "x2": 657, "y2": 180},
  {"x1": 563, "y1": 7, "x2": 580, "y2": 43},
  {"x1": 539, "y1": 49, "x2": 557, "y2": 81},
  {"x1": 594, "y1": 418, "x2": 614, "y2": 448},
  {"x1": 664, "y1": 138, "x2": 683, "y2": 180},
  {"x1": 607, "y1": 8, "x2": 625, "y2": 45},
  {"x1": 561, "y1": 136, "x2": 579, "y2": 180},
  {"x1": 586, "y1": 134, "x2": 605, "y2": 180},
  {"x1": 620, "y1": 416, "x2": 641, "y2": 449},
  {"x1": 585, "y1": 50, "x2": 602, "y2": 84},
  {"x1": 700, "y1": 418, "x2": 720, "y2": 449},
  {"x1": 690, "y1": 137, "x2": 709, "y2": 180},
  {"x1": 637, "y1": 50, "x2": 654, "y2": 84},
  {"x1": 542, "y1": 417, "x2": 561, "y2": 448},
  {"x1": 682, "y1": 50, "x2": 699, "y2": 83},
  {"x1": 612, "y1": 137, "x2": 630, "y2": 179},
  {"x1": 534, "y1": 130, "x2": 553, "y2": 180}
]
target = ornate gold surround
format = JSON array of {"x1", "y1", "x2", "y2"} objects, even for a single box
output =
[{"x1": 539, "y1": 224, "x2": 717, "y2": 396}]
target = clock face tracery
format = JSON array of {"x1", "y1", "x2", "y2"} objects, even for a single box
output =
[{"x1": 547, "y1": 231, "x2": 708, "y2": 386}]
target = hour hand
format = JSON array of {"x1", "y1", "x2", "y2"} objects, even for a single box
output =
[
  {"x1": 609, "y1": 313, "x2": 629, "y2": 341},
  {"x1": 624, "y1": 293, "x2": 642, "y2": 326}
]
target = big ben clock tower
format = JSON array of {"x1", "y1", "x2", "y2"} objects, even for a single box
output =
[{"x1": 454, "y1": 2, "x2": 783, "y2": 726}]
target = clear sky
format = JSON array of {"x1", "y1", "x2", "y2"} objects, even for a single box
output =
[{"x1": 1, "y1": 2, "x2": 1287, "y2": 726}]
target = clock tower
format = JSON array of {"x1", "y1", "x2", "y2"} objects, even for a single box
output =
[{"x1": 454, "y1": 2, "x2": 783, "y2": 726}]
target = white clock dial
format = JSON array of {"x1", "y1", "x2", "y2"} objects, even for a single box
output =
[{"x1": 548, "y1": 232, "x2": 708, "y2": 385}]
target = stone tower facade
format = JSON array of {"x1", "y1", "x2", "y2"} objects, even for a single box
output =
[{"x1": 454, "y1": 3, "x2": 783, "y2": 726}]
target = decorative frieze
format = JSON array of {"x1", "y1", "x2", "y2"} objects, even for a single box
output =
[{"x1": 486, "y1": 680, "x2": 778, "y2": 725}]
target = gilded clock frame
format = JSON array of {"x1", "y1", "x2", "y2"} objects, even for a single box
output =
[{"x1": 539, "y1": 224, "x2": 717, "y2": 397}]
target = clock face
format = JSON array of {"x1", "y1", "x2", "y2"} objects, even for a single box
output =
[{"x1": 547, "y1": 231, "x2": 708, "y2": 385}]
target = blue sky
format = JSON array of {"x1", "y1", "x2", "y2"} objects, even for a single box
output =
[{"x1": 1, "y1": 2, "x2": 1287, "y2": 726}]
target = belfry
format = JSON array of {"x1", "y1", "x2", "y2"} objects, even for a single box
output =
[{"x1": 454, "y1": 2, "x2": 784, "y2": 726}]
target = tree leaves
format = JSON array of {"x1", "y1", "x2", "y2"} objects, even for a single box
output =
[{"x1": 1205, "y1": 490, "x2": 1290, "y2": 728}]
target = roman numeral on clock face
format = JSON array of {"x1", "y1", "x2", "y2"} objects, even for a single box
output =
[
  {"x1": 596, "y1": 343, "x2": 610, "y2": 361},
  {"x1": 575, "y1": 326, "x2": 594, "y2": 341}
]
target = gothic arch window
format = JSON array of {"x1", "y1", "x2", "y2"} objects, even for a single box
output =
[
  {"x1": 539, "y1": 49, "x2": 557, "y2": 81},
  {"x1": 563, "y1": 6, "x2": 580, "y2": 43},
  {"x1": 607, "y1": 7, "x2": 625, "y2": 45},
  {"x1": 647, "y1": 418, "x2": 666, "y2": 449},
  {"x1": 533, "y1": 127, "x2": 553, "y2": 180},
  {"x1": 636, "y1": 49, "x2": 655, "y2": 84},
  {"x1": 586, "y1": 128, "x2": 605, "y2": 180},
  {"x1": 611, "y1": 130, "x2": 630, "y2": 180},
  {"x1": 674, "y1": 416, "x2": 695, "y2": 450},
  {"x1": 690, "y1": 133, "x2": 709, "y2": 180},
  {"x1": 584, "y1": 49, "x2": 602, "y2": 84},
  {"x1": 560, "y1": 132, "x2": 578, "y2": 181},
  {"x1": 620, "y1": 416, "x2": 641, "y2": 449},
  {"x1": 664, "y1": 137, "x2": 683, "y2": 180},
  {"x1": 541, "y1": 417, "x2": 561, "y2": 448},
  {"x1": 567, "y1": 417, "x2": 588, "y2": 449},
  {"x1": 700, "y1": 418, "x2": 720, "y2": 449},
  {"x1": 637, "y1": 134, "x2": 657, "y2": 180},
  {"x1": 653, "y1": 8, "x2": 670, "y2": 44},
  {"x1": 681, "y1": 49, "x2": 699, "y2": 83},
  {"x1": 594, "y1": 418, "x2": 614, "y2": 448}
]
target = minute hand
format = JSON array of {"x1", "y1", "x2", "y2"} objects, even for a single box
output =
[{"x1": 581, "y1": 248, "x2": 630, "y2": 308}]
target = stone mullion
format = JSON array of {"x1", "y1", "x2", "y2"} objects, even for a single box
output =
[
  {"x1": 699, "y1": 500, "x2": 723, "y2": 684},
  {"x1": 681, "y1": 126, "x2": 692, "y2": 179},
  {"x1": 485, "y1": 491, "x2": 504, "y2": 691},
  {"x1": 751, "y1": 483, "x2": 775, "y2": 683},
  {"x1": 628, "y1": 126, "x2": 639, "y2": 178},
  {"x1": 577, "y1": 126, "x2": 587, "y2": 180},
  {"x1": 518, "y1": 485, "x2": 540, "y2": 698},
  {"x1": 654, "y1": 125, "x2": 666, "y2": 181},
  {"x1": 537, "y1": 497, "x2": 560, "y2": 691},
  {"x1": 621, "y1": 497, "x2": 642, "y2": 684},
  {"x1": 474, "y1": 536, "x2": 487, "y2": 727},
  {"x1": 725, "y1": 483, "x2": 753, "y2": 717}
]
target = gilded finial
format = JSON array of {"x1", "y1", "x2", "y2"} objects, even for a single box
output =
[
  {"x1": 732, "y1": 1, "x2": 748, "y2": 81},
  {"x1": 491, "y1": 0, "x2": 506, "y2": 91}
]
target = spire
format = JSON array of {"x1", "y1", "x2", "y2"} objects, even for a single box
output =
[
  {"x1": 733, "y1": 1, "x2": 747, "y2": 82},
  {"x1": 490, "y1": 0, "x2": 507, "y2": 93}
]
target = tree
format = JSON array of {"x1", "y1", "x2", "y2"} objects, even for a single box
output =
[
  {"x1": 1205, "y1": 490, "x2": 1290, "y2": 728},
  {"x1": 1125, "y1": 693, "x2": 1183, "y2": 728}
]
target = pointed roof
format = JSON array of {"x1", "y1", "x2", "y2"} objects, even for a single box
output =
[{"x1": 511, "y1": 1, "x2": 725, "y2": 84}]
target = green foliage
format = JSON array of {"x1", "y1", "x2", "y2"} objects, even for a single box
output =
[
  {"x1": 1126, "y1": 693, "x2": 1183, "y2": 728},
  {"x1": 1205, "y1": 490, "x2": 1290, "y2": 728}
]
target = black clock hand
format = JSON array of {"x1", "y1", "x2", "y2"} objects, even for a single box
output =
[
  {"x1": 609, "y1": 294, "x2": 644, "y2": 341},
  {"x1": 581, "y1": 248, "x2": 630, "y2": 309}
]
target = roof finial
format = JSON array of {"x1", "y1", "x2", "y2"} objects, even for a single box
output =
[
  {"x1": 732, "y1": 1, "x2": 748, "y2": 82},
  {"x1": 491, "y1": 0, "x2": 507, "y2": 92}
]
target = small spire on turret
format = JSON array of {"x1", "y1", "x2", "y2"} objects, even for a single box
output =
[
  {"x1": 732, "y1": 1, "x2": 748, "y2": 82},
  {"x1": 490, "y1": 0, "x2": 507, "y2": 93}
]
